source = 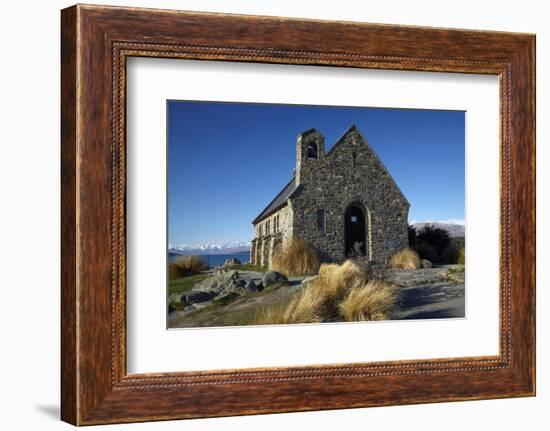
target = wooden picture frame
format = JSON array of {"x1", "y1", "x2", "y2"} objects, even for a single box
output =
[{"x1": 61, "y1": 4, "x2": 535, "y2": 425}]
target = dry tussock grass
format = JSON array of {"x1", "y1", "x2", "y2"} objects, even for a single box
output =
[
  {"x1": 168, "y1": 255, "x2": 208, "y2": 280},
  {"x1": 390, "y1": 248, "x2": 420, "y2": 270},
  {"x1": 271, "y1": 238, "x2": 320, "y2": 276},
  {"x1": 457, "y1": 246, "x2": 465, "y2": 265},
  {"x1": 255, "y1": 260, "x2": 400, "y2": 324},
  {"x1": 339, "y1": 279, "x2": 400, "y2": 321}
]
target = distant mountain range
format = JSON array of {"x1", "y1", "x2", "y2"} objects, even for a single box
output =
[
  {"x1": 169, "y1": 241, "x2": 251, "y2": 256},
  {"x1": 411, "y1": 220, "x2": 465, "y2": 237},
  {"x1": 168, "y1": 221, "x2": 464, "y2": 256}
]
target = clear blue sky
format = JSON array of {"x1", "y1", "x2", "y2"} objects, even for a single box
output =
[{"x1": 168, "y1": 101, "x2": 465, "y2": 246}]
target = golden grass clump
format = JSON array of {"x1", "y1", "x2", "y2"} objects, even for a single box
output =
[
  {"x1": 256, "y1": 287, "x2": 325, "y2": 325},
  {"x1": 457, "y1": 246, "x2": 465, "y2": 265},
  {"x1": 255, "y1": 260, "x2": 400, "y2": 325},
  {"x1": 339, "y1": 280, "x2": 400, "y2": 321},
  {"x1": 271, "y1": 238, "x2": 320, "y2": 276},
  {"x1": 168, "y1": 255, "x2": 208, "y2": 280},
  {"x1": 390, "y1": 248, "x2": 421, "y2": 270}
]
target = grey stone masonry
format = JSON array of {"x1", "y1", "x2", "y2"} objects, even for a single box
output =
[{"x1": 251, "y1": 125, "x2": 409, "y2": 266}]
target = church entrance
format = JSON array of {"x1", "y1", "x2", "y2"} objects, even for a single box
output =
[{"x1": 344, "y1": 204, "x2": 366, "y2": 257}]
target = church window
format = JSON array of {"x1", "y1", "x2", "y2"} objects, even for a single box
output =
[
  {"x1": 317, "y1": 209, "x2": 325, "y2": 231},
  {"x1": 307, "y1": 143, "x2": 318, "y2": 159}
]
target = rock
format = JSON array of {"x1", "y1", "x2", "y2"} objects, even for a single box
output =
[
  {"x1": 420, "y1": 259, "x2": 432, "y2": 269},
  {"x1": 244, "y1": 279, "x2": 258, "y2": 292},
  {"x1": 181, "y1": 290, "x2": 218, "y2": 305},
  {"x1": 226, "y1": 278, "x2": 246, "y2": 293},
  {"x1": 224, "y1": 257, "x2": 242, "y2": 266},
  {"x1": 225, "y1": 270, "x2": 239, "y2": 280},
  {"x1": 213, "y1": 291, "x2": 242, "y2": 304},
  {"x1": 262, "y1": 271, "x2": 289, "y2": 288},
  {"x1": 192, "y1": 277, "x2": 224, "y2": 293},
  {"x1": 168, "y1": 293, "x2": 182, "y2": 304}
]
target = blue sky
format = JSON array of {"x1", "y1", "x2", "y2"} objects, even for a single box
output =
[{"x1": 168, "y1": 101, "x2": 465, "y2": 246}]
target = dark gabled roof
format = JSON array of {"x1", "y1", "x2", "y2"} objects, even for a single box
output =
[{"x1": 252, "y1": 177, "x2": 297, "y2": 225}]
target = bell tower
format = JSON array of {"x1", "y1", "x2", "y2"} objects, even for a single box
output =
[{"x1": 295, "y1": 128, "x2": 324, "y2": 185}]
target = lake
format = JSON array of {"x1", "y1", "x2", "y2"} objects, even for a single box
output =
[{"x1": 168, "y1": 251, "x2": 251, "y2": 268}]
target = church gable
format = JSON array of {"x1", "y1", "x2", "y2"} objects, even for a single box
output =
[{"x1": 324, "y1": 125, "x2": 409, "y2": 207}]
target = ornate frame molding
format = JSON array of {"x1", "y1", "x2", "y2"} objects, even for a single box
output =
[{"x1": 61, "y1": 5, "x2": 534, "y2": 425}]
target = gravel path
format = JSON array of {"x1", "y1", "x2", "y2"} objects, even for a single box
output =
[{"x1": 398, "y1": 282, "x2": 465, "y2": 320}]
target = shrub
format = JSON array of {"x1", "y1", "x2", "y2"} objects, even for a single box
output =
[
  {"x1": 271, "y1": 238, "x2": 320, "y2": 276},
  {"x1": 457, "y1": 246, "x2": 465, "y2": 265},
  {"x1": 390, "y1": 248, "x2": 420, "y2": 270},
  {"x1": 408, "y1": 225, "x2": 417, "y2": 247},
  {"x1": 440, "y1": 243, "x2": 459, "y2": 264},
  {"x1": 413, "y1": 241, "x2": 439, "y2": 263},
  {"x1": 339, "y1": 280, "x2": 400, "y2": 321},
  {"x1": 168, "y1": 255, "x2": 208, "y2": 280},
  {"x1": 416, "y1": 225, "x2": 451, "y2": 261},
  {"x1": 255, "y1": 260, "x2": 400, "y2": 324}
]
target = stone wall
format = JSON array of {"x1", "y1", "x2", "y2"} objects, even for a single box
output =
[
  {"x1": 290, "y1": 127, "x2": 409, "y2": 263},
  {"x1": 250, "y1": 204, "x2": 292, "y2": 266}
]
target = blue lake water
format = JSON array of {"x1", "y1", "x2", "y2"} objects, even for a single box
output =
[{"x1": 168, "y1": 251, "x2": 251, "y2": 268}]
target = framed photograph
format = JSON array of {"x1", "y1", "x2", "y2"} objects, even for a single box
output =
[{"x1": 61, "y1": 4, "x2": 535, "y2": 425}]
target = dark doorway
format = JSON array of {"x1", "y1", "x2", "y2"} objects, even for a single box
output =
[{"x1": 344, "y1": 205, "x2": 366, "y2": 257}]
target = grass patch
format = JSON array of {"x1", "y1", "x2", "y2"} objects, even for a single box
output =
[
  {"x1": 168, "y1": 300, "x2": 186, "y2": 312},
  {"x1": 168, "y1": 274, "x2": 209, "y2": 295},
  {"x1": 271, "y1": 238, "x2": 320, "y2": 276},
  {"x1": 390, "y1": 248, "x2": 420, "y2": 270}
]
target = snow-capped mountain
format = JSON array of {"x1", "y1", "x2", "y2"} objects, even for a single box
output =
[
  {"x1": 169, "y1": 240, "x2": 251, "y2": 256},
  {"x1": 411, "y1": 219, "x2": 465, "y2": 237}
]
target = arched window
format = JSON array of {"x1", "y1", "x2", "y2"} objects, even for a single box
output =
[{"x1": 307, "y1": 143, "x2": 318, "y2": 159}]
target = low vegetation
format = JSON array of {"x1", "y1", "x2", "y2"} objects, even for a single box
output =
[
  {"x1": 457, "y1": 246, "x2": 465, "y2": 265},
  {"x1": 168, "y1": 255, "x2": 208, "y2": 280},
  {"x1": 339, "y1": 279, "x2": 400, "y2": 321},
  {"x1": 168, "y1": 273, "x2": 209, "y2": 295},
  {"x1": 271, "y1": 238, "x2": 320, "y2": 276},
  {"x1": 255, "y1": 260, "x2": 400, "y2": 324},
  {"x1": 409, "y1": 225, "x2": 465, "y2": 265},
  {"x1": 389, "y1": 248, "x2": 420, "y2": 270},
  {"x1": 413, "y1": 241, "x2": 439, "y2": 263},
  {"x1": 416, "y1": 226, "x2": 451, "y2": 259}
]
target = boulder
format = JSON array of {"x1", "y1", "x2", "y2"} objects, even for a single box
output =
[
  {"x1": 181, "y1": 290, "x2": 218, "y2": 305},
  {"x1": 213, "y1": 291, "x2": 242, "y2": 305},
  {"x1": 262, "y1": 271, "x2": 289, "y2": 288},
  {"x1": 244, "y1": 279, "x2": 258, "y2": 292},
  {"x1": 224, "y1": 269, "x2": 239, "y2": 280},
  {"x1": 192, "y1": 277, "x2": 224, "y2": 293},
  {"x1": 224, "y1": 257, "x2": 242, "y2": 266},
  {"x1": 420, "y1": 259, "x2": 433, "y2": 269},
  {"x1": 168, "y1": 293, "x2": 182, "y2": 304}
]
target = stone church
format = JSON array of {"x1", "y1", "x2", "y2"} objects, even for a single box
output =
[{"x1": 250, "y1": 125, "x2": 409, "y2": 267}]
